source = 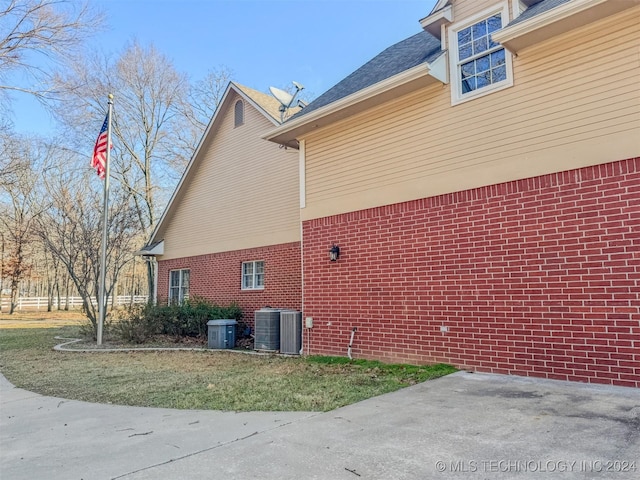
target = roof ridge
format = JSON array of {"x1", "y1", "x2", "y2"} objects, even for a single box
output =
[{"x1": 232, "y1": 82, "x2": 283, "y2": 123}]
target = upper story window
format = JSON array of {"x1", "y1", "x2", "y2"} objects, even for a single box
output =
[
  {"x1": 169, "y1": 269, "x2": 190, "y2": 305},
  {"x1": 241, "y1": 260, "x2": 264, "y2": 290},
  {"x1": 449, "y1": 3, "x2": 513, "y2": 105},
  {"x1": 234, "y1": 100, "x2": 244, "y2": 127}
]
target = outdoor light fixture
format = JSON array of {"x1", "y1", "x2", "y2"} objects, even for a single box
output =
[{"x1": 329, "y1": 243, "x2": 340, "y2": 262}]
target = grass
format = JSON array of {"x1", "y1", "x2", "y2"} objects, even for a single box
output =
[
  {"x1": 0, "y1": 324, "x2": 457, "y2": 412},
  {"x1": 0, "y1": 309, "x2": 85, "y2": 328}
]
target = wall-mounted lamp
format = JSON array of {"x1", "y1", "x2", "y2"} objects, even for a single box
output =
[{"x1": 329, "y1": 243, "x2": 340, "y2": 262}]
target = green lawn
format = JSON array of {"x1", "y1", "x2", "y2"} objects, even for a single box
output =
[{"x1": 0, "y1": 326, "x2": 456, "y2": 412}]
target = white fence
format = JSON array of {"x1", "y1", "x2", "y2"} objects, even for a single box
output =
[{"x1": 0, "y1": 295, "x2": 148, "y2": 311}]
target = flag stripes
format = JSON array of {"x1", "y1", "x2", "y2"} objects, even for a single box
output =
[{"x1": 92, "y1": 115, "x2": 109, "y2": 179}]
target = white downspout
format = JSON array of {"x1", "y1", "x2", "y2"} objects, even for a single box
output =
[{"x1": 299, "y1": 140, "x2": 306, "y2": 355}]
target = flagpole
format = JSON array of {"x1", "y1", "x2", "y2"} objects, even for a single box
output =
[{"x1": 97, "y1": 94, "x2": 114, "y2": 346}]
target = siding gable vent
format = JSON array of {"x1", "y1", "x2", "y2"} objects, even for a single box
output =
[{"x1": 234, "y1": 100, "x2": 244, "y2": 127}]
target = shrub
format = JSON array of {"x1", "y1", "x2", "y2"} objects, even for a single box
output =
[
  {"x1": 113, "y1": 297, "x2": 244, "y2": 343},
  {"x1": 112, "y1": 304, "x2": 162, "y2": 343}
]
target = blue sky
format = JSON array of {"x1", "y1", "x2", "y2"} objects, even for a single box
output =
[{"x1": 12, "y1": 0, "x2": 437, "y2": 135}]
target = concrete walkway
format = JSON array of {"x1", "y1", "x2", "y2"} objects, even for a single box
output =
[{"x1": 1, "y1": 371, "x2": 639, "y2": 479}]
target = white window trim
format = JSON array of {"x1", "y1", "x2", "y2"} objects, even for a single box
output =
[
  {"x1": 169, "y1": 269, "x2": 190, "y2": 304},
  {"x1": 448, "y1": 2, "x2": 513, "y2": 106},
  {"x1": 241, "y1": 260, "x2": 265, "y2": 291}
]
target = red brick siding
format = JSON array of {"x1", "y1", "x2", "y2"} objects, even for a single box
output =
[
  {"x1": 157, "y1": 242, "x2": 301, "y2": 326},
  {"x1": 302, "y1": 158, "x2": 640, "y2": 388}
]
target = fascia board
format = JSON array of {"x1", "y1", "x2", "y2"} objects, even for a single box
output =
[
  {"x1": 419, "y1": 5, "x2": 454, "y2": 38},
  {"x1": 233, "y1": 83, "x2": 281, "y2": 126},
  {"x1": 147, "y1": 84, "x2": 234, "y2": 245},
  {"x1": 148, "y1": 83, "x2": 279, "y2": 245},
  {"x1": 135, "y1": 240, "x2": 164, "y2": 256},
  {"x1": 264, "y1": 56, "x2": 447, "y2": 146},
  {"x1": 429, "y1": 0, "x2": 451, "y2": 15},
  {"x1": 493, "y1": 0, "x2": 638, "y2": 53}
]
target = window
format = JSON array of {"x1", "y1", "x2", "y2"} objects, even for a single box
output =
[
  {"x1": 234, "y1": 100, "x2": 244, "y2": 127},
  {"x1": 169, "y1": 269, "x2": 189, "y2": 304},
  {"x1": 449, "y1": 4, "x2": 512, "y2": 104},
  {"x1": 242, "y1": 261, "x2": 264, "y2": 290}
]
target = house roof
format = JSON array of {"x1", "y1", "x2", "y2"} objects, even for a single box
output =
[
  {"x1": 267, "y1": 0, "x2": 630, "y2": 146},
  {"x1": 508, "y1": 0, "x2": 572, "y2": 26},
  {"x1": 494, "y1": 0, "x2": 638, "y2": 53},
  {"x1": 292, "y1": 0, "x2": 574, "y2": 121},
  {"x1": 142, "y1": 82, "x2": 285, "y2": 251},
  {"x1": 234, "y1": 83, "x2": 282, "y2": 122},
  {"x1": 290, "y1": 31, "x2": 442, "y2": 121}
]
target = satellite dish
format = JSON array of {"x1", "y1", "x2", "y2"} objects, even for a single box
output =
[
  {"x1": 269, "y1": 86, "x2": 294, "y2": 109},
  {"x1": 269, "y1": 81, "x2": 305, "y2": 122}
]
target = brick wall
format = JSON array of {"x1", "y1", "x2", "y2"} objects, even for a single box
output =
[
  {"x1": 157, "y1": 242, "x2": 301, "y2": 326},
  {"x1": 302, "y1": 158, "x2": 640, "y2": 388}
]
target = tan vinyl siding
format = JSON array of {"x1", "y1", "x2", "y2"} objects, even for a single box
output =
[
  {"x1": 453, "y1": 0, "x2": 509, "y2": 21},
  {"x1": 301, "y1": 6, "x2": 640, "y2": 221},
  {"x1": 159, "y1": 92, "x2": 300, "y2": 260}
]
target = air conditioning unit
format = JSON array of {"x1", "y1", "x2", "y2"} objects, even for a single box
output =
[
  {"x1": 254, "y1": 308, "x2": 280, "y2": 351},
  {"x1": 280, "y1": 311, "x2": 302, "y2": 355}
]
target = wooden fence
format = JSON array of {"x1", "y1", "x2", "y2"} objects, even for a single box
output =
[{"x1": 0, "y1": 295, "x2": 148, "y2": 311}]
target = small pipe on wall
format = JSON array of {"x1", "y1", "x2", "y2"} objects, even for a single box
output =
[{"x1": 347, "y1": 327, "x2": 357, "y2": 360}]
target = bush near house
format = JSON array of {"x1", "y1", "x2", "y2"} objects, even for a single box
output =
[{"x1": 113, "y1": 297, "x2": 243, "y2": 343}]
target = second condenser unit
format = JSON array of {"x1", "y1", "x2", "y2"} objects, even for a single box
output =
[
  {"x1": 253, "y1": 308, "x2": 303, "y2": 354},
  {"x1": 280, "y1": 310, "x2": 302, "y2": 355}
]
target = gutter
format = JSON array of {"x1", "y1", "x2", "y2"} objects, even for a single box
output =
[
  {"x1": 493, "y1": 0, "x2": 638, "y2": 53},
  {"x1": 263, "y1": 53, "x2": 447, "y2": 146}
]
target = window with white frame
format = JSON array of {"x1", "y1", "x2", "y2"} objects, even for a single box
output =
[
  {"x1": 169, "y1": 269, "x2": 190, "y2": 304},
  {"x1": 449, "y1": 4, "x2": 512, "y2": 104},
  {"x1": 241, "y1": 261, "x2": 264, "y2": 290}
]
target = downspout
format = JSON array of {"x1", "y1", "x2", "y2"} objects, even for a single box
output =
[
  {"x1": 152, "y1": 257, "x2": 158, "y2": 304},
  {"x1": 298, "y1": 139, "x2": 306, "y2": 355},
  {"x1": 299, "y1": 223, "x2": 305, "y2": 356}
]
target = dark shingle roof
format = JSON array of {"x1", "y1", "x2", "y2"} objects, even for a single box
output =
[
  {"x1": 508, "y1": 0, "x2": 572, "y2": 26},
  {"x1": 291, "y1": 31, "x2": 442, "y2": 120},
  {"x1": 290, "y1": 0, "x2": 567, "y2": 121}
]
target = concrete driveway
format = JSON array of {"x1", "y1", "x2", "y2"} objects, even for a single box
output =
[{"x1": 1, "y1": 371, "x2": 638, "y2": 480}]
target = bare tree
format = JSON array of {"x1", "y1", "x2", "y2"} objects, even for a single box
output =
[
  {"x1": 36, "y1": 163, "x2": 139, "y2": 335},
  {"x1": 0, "y1": 125, "x2": 27, "y2": 186},
  {"x1": 0, "y1": 0, "x2": 103, "y2": 102},
  {"x1": 186, "y1": 65, "x2": 233, "y2": 131},
  {"x1": 51, "y1": 41, "x2": 195, "y2": 235},
  {"x1": 0, "y1": 135, "x2": 43, "y2": 313},
  {"x1": 50, "y1": 43, "x2": 235, "y2": 299}
]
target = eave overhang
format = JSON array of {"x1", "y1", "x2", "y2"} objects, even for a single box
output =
[
  {"x1": 135, "y1": 240, "x2": 164, "y2": 256},
  {"x1": 264, "y1": 53, "x2": 447, "y2": 148},
  {"x1": 147, "y1": 82, "x2": 281, "y2": 247},
  {"x1": 419, "y1": 5, "x2": 453, "y2": 39},
  {"x1": 493, "y1": 0, "x2": 640, "y2": 54}
]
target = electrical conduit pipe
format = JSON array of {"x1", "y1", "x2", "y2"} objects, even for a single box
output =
[{"x1": 347, "y1": 327, "x2": 357, "y2": 360}]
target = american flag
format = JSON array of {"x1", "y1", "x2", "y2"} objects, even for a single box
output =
[{"x1": 91, "y1": 115, "x2": 109, "y2": 179}]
